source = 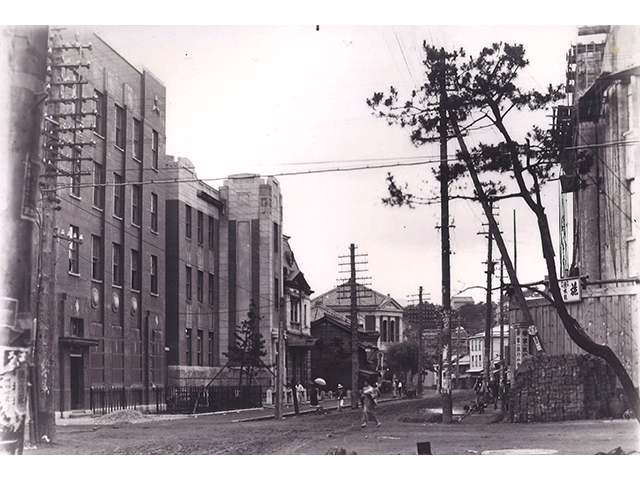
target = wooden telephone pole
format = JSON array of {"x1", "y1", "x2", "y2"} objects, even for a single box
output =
[
  {"x1": 438, "y1": 51, "x2": 453, "y2": 423},
  {"x1": 349, "y1": 244, "x2": 359, "y2": 409},
  {"x1": 275, "y1": 297, "x2": 285, "y2": 420}
]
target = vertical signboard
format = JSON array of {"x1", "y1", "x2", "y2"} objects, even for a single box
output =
[{"x1": 514, "y1": 326, "x2": 529, "y2": 370}]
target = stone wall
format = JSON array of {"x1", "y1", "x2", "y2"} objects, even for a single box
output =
[{"x1": 510, "y1": 354, "x2": 617, "y2": 422}]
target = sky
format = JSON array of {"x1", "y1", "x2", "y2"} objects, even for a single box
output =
[{"x1": 81, "y1": 24, "x2": 582, "y2": 306}]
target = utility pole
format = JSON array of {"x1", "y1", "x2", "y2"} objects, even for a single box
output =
[
  {"x1": 438, "y1": 50, "x2": 453, "y2": 423},
  {"x1": 417, "y1": 287, "x2": 424, "y2": 395},
  {"x1": 349, "y1": 244, "x2": 359, "y2": 409},
  {"x1": 479, "y1": 203, "x2": 499, "y2": 387},
  {"x1": 483, "y1": 228, "x2": 493, "y2": 387},
  {"x1": 499, "y1": 258, "x2": 506, "y2": 409},
  {"x1": 337, "y1": 245, "x2": 370, "y2": 408},
  {"x1": 275, "y1": 297, "x2": 285, "y2": 420}
]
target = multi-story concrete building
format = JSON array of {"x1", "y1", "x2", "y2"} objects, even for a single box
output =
[
  {"x1": 164, "y1": 156, "x2": 223, "y2": 385},
  {"x1": 217, "y1": 174, "x2": 284, "y2": 386},
  {"x1": 38, "y1": 30, "x2": 169, "y2": 413},
  {"x1": 164, "y1": 168, "x2": 314, "y2": 391}
]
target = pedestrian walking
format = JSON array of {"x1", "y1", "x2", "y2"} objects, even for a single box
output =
[
  {"x1": 336, "y1": 384, "x2": 345, "y2": 411},
  {"x1": 361, "y1": 379, "x2": 381, "y2": 427},
  {"x1": 392, "y1": 379, "x2": 397, "y2": 398},
  {"x1": 295, "y1": 382, "x2": 306, "y2": 404},
  {"x1": 310, "y1": 384, "x2": 319, "y2": 407},
  {"x1": 474, "y1": 378, "x2": 485, "y2": 413},
  {"x1": 489, "y1": 377, "x2": 499, "y2": 409},
  {"x1": 397, "y1": 380, "x2": 403, "y2": 397}
]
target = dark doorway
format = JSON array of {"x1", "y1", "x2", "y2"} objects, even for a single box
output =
[{"x1": 70, "y1": 354, "x2": 84, "y2": 410}]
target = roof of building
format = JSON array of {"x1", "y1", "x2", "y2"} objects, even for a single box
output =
[
  {"x1": 283, "y1": 236, "x2": 313, "y2": 295},
  {"x1": 310, "y1": 303, "x2": 379, "y2": 345},
  {"x1": 312, "y1": 283, "x2": 403, "y2": 312},
  {"x1": 468, "y1": 324, "x2": 510, "y2": 340}
]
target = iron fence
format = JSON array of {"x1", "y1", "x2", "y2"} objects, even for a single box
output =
[
  {"x1": 163, "y1": 385, "x2": 262, "y2": 414},
  {"x1": 89, "y1": 386, "x2": 165, "y2": 414},
  {"x1": 89, "y1": 385, "x2": 261, "y2": 415}
]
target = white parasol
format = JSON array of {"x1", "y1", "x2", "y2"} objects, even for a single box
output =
[{"x1": 314, "y1": 378, "x2": 326, "y2": 386}]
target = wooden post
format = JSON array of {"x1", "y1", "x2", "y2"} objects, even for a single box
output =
[
  {"x1": 350, "y1": 244, "x2": 359, "y2": 409},
  {"x1": 439, "y1": 50, "x2": 453, "y2": 423}
]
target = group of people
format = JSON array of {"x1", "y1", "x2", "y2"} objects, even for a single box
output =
[
  {"x1": 473, "y1": 376, "x2": 510, "y2": 413},
  {"x1": 295, "y1": 378, "x2": 384, "y2": 427}
]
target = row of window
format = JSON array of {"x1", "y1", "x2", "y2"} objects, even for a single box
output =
[
  {"x1": 185, "y1": 266, "x2": 215, "y2": 305},
  {"x1": 185, "y1": 328, "x2": 215, "y2": 367},
  {"x1": 72, "y1": 165, "x2": 159, "y2": 235},
  {"x1": 69, "y1": 226, "x2": 159, "y2": 295},
  {"x1": 96, "y1": 91, "x2": 159, "y2": 168},
  {"x1": 185, "y1": 205, "x2": 215, "y2": 249}
]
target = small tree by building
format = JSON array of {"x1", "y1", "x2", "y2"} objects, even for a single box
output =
[
  {"x1": 385, "y1": 341, "x2": 419, "y2": 385},
  {"x1": 224, "y1": 300, "x2": 267, "y2": 385}
]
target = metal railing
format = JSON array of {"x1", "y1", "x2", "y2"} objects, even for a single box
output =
[
  {"x1": 162, "y1": 385, "x2": 262, "y2": 414},
  {"x1": 90, "y1": 386, "x2": 165, "y2": 414}
]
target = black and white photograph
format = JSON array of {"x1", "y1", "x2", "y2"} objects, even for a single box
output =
[{"x1": 1, "y1": 11, "x2": 639, "y2": 462}]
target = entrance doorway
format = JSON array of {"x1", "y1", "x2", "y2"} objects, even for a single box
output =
[{"x1": 70, "y1": 354, "x2": 84, "y2": 410}]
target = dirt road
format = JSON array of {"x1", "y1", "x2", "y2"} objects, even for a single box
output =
[{"x1": 24, "y1": 391, "x2": 639, "y2": 455}]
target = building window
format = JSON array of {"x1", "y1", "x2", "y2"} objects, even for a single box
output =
[
  {"x1": 92, "y1": 161, "x2": 104, "y2": 209},
  {"x1": 150, "y1": 254, "x2": 158, "y2": 295},
  {"x1": 185, "y1": 205, "x2": 192, "y2": 239},
  {"x1": 274, "y1": 222, "x2": 279, "y2": 253},
  {"x1": 274, "y1": 276, "x2": 279, "y2": 309},
  {"x1": 94, "y1": 90, "x2": 105, "y2": 136},
  {"x1": 152, "y1": 129, "x2": 159, "y2": 170},
  {"x1": 68, "y1": 225, "x2": 79, "y2": 274},
  {"x1": 389, "y1": 319, "x2": 395, "y2": 342},
  {"x1": 150, "y1": 192, "x2": 158, "y2": 233},
  {"x1": 185, "y1": 328, "x2": 192, "y2": 366},
  {"x1": 91, "y1": 235, "x2": 102, "y2": 281},
  {"x1": 131, "y1": 249, "x2": 140, "y2": 291},
  {"x1": 197, "y1": 270, "x2": 204, "y2": 303},
  {"x1": 197, "y1": 210, "x2": 204, "y2": 245},
  {"x1": 365, "y1": 315, "x2": 376, "y2": 332},
  {"x1": 382, "y1": 320, "x2": 388, "y2": 342},
  {"x1": 113, "y1": 173, "x2": 124, "y2": 219},
  {"x1": 131, "y1": 184, "x2": 141, "y2": 226},
  {"x1": 133, "y1": 118, "x2": 142, "y2": 160},
  {"x1": 115, "y1": 104, "x2": 125, "y2": 149},
  {"x1": 185, "y1": 266, "x2": 192, "y2": 301},
  {"x1": 208, "y1": 273, "x2": 214, "y2": 305},
  {"x1": 70, "y1": 317, "x2": 84, "y2": 337},
  {"x1": 208, "y1": 215, "x2": 214, "y2": 249},
  {"x1": 208, "y1": 332, "x2": 214, "y2": 367},
  {"x1": 197, "y1": 330, "x2": 203, "y2": 366},
  {"x1": 71, "y1": 158, "x2": 81, "y2": 197},
  {"x1": 112, "y1": 243, "x2": 122, "y2": 286}
]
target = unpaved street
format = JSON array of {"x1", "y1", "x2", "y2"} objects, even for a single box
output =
[{"x1": 24, "y1": 391, "x2": 639, "y2": 455}]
